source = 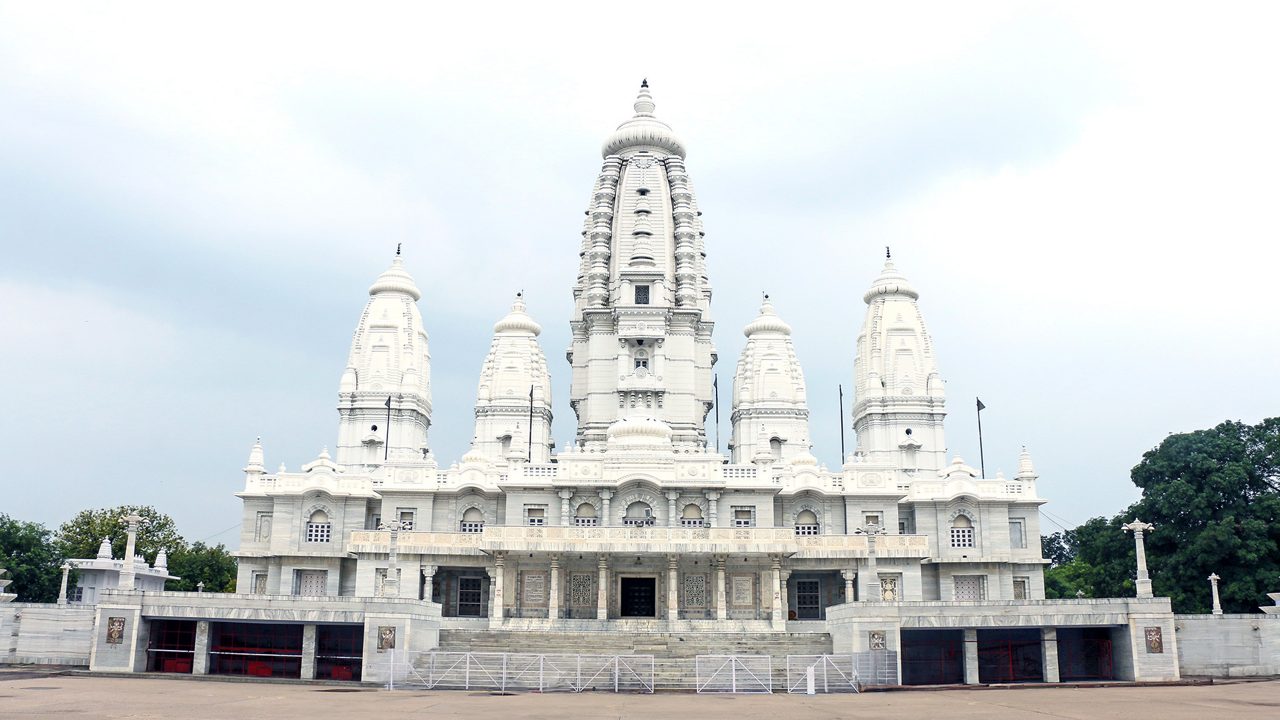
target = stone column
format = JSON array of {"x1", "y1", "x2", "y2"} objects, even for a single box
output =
[
  {"x1": 549, "y1": 555, "x2": 561, "y2": 620},
  {"x1": 862, "y1": 526, "x2": 884, "y2": 602},
  {"x1": 596, "y1": 555, "x2": 609, "y2": 620},
  {"x1": 963, "y1": 628, "x2": 980, "y2": 685},
  {"x1": 559, "y1": 489, "x2": 574, "y2": 527},
  {"x1": 667, "y1": 555, "x2": 680, "y2": 626},
  {"x1": 705, "y1": 491, "x2": 720, "y2": 527},
  {"x1": 192, "y1": 621, "x2": 210, "y2": 675},
  {"x1": 599, "y1": 490, "x2": 613, "y2": 527},
  {"x1": 120, "y1": 514, "x2": 143, "y2": 591},
  {"x1": 58, "y1": 563, "x2": 72, "y2": 604},
  {"x1": 490, "y1": 553, "x2": 506, "y2": 626},
  {"x1": 421, "y1": 564, "x2": 436, "y2": 602},
  {"x1": 715, "y1": 556, "x2": 727, "y2": 620},
  {"x1": 1122, "y1": 520, "x2": 1155, "y2": 598},
  {"x1": 380, "y1": 522, "x2": 401, "y2": 598},
  {"x1": 843, "y1": 569, "x2": 856, "y2": 603},
  {"x1": 1209, "y1": 573, "x2": 1223, "y2": 615},
  {"x1": 770, "y1": 557, "x2": 784, "y2": 630},
  {"x1": 1041, "y1": 628, "x2": 1060, "y2": 683},
  {"x1": 666, "y1": 491, "x2": 681, "y2": 527},
  {"x1": 300, "y1": 624, "x2": 317, "y2": 680},
  {"x1": 780, "y1": 569, "x2": 791, "y2": 621}
]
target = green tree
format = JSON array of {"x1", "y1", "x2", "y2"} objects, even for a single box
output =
[
  {"x1": 56, "y1": 506, "x2": 186, "y2": 565},
  {"x1": 166, "y1": 542, "x2": 237, "y2": 593},
  {"x1": 1129, "y1": 419, "x2": 1280, "y2": 613},
  {"x1": 0, "y1": 514, "x2": 63, "y2": 602}
]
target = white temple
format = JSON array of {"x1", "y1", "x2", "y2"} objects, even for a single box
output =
[{"x1": 233, "y1": 82, "x2": 1049, "y2": 624}]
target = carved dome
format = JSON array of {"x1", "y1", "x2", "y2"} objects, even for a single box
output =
[
  {"x1": 601, "y1": 80, "x2": 686, "y2": 159},
  {"x1": 493, "y1": 293, "x2": 542, "y2": 336},
  {"x1": 368, "y1": 253, "x2": 422, "y2": 300}
]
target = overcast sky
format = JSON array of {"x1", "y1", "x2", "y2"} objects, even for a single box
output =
[{"x1": 2, "y1": 2, "x2": 1277, "y2": 548}]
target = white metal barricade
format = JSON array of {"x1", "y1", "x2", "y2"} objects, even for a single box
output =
[
  {"x1": 786, "y1": 655, "x2": 860, "y2": 693},
  {"x1": 694, "y1": 654, "x2": 772, "y2": 693},
  {"x1": 399, "y1": 652, "x2": 654, "y2": 693}
]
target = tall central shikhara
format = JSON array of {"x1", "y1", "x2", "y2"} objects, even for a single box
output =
[{"x1": 568, "y1": 81, "x2": 716, "y2": 448}]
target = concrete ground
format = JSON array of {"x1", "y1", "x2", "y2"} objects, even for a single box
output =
[{"x1": 1, "y1": 671, "x2": 1278, "y2": 719}]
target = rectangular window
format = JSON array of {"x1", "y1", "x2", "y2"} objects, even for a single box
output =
[
  {"x1": 573, "y1": 516, "x2": 597, "y2": 527},
  {"x1": 634, "y1": 285, "x2": 650, "y2": 304},
  {"x1": 398, "y1": 509, "x2": 415, "y2": 531},
  {"x1": 1013, "y1": 577, "x2": 1029, "y2": 600},
  {"x1": 252, "y1": 574, "x2": 268, "y2": 595},
  {"x1": 863, "y1": 513, "x2": 882, "y2": 528},
  {"x1": 305, "y1": 522, "x2": 331, "y2": 543},
  {"x1": 296, "y1": 570, "x2": 328, "y2": 597},
  {"x1": 1009, "y1": 519, "x2": 1026, "y2": 549},
  {"x1": 525, "y1": 506, "x2": 546, "y2": 526},
  {"x1": 459, "y1": 521, "x2": 484, "y2": 533},
  {"x1": 950, "y1": 527, "x2": 974, "y2": 548},
  {"x1": 794, "y1": 523, "x2": 820, "y2": 536},
  {"x1": 732, "y1": 506, "x2": 756, "y2": 528}
]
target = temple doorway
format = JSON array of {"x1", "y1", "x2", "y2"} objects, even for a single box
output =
[{"x1": 620, "y1": 577, "x2": 656, "y2": 617}]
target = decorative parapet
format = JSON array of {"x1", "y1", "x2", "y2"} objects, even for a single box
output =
[
  {"x1": 240, "y1": 473, "x2": 378, "y2": 496},
  {"x1": 348, "y1": 527, "x2": 930, "y2": 558}
]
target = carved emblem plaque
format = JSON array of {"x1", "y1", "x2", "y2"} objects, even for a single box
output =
[
  {"x1": 106, "y1": 617, "x2": 125, "y2": 645},
  {"x1": 378, "y1": 625, "x2": 396, "y2": 651},
  {"x1": 1144, "y1": 626, "x2": 1163, "y2": 654}
]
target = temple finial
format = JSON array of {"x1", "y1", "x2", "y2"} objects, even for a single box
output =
[
  {"x1": 396, "y1": 243, "x2": 402, "y2": 256},
  {"x1": 885, "y1": 245, "x2": 891, "y2": 259},
  {"x1": 641, "y1": 78, "x2": 649, "y2": 88}
]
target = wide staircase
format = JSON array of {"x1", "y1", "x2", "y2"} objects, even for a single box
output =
[{"x1": 430, "y1": 629, "x2": 834, "y2": 691}]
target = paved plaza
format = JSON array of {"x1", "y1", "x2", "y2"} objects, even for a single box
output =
[{"x1": 1, "y1": 672, "x2": 1278, "y2": 720}]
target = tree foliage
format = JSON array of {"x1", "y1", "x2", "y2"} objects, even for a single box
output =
[
  {"x1": 1045, "y1": 419, "x2": 1280, "y2": 613},
  {"x1": 0, "y1": 514, "x2": 63, "y2": 602},
  {"x1": 56, "y1": 505, "x2": 185, "y2": 565},
  {"x1": 166, "y1": 542, "x2": 237, "y2": 593}
]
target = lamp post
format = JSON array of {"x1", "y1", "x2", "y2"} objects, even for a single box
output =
[
  {"x1": 857, "y1": 522, "x2": 887, "y2": 602},
  {"x1": 1121, "y1": 519, "x2": 1155, "y2": 599},
  {"x1": 1208, "y1": 573, "x2": 1223, "y2": 615},
  {"x1": 58, "y1": 563, "x2": 73, "y2": 604},
  {"x1": 120, "y1": 514, "x2": 144, "y2": 591}
]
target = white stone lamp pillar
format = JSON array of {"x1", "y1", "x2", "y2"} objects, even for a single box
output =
[
  {"x1": 1209, "y1": 573, "x2": 1223, "y2": 615},
  {"x1": 770, "y1": 556, "x2": 785, "y2": 630},
  {"x1": 1121, "y1": 519, "x2": 1155, "y2": 598},
  {"x1": 842, "y1": 569, "x2": 856, "y2": 603},
  {"x1": 421, "y1": 564, "x2": 436, "y2": 602},
  {"x1": 491, "y1": 553, "x2": 506, "y2": 625},
  {"x1": 379, "y1": 522, "x2": 401, "y2": 598},
  {"x1": 120, "y1": 514, "x2": 143, "y2": 591},
  {"x1": 58, "y1": 563, "x2": 72, "y2": 605}
]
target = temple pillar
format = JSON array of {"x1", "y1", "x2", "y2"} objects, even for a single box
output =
[
  {"x1": 666, "y1": 491, "x2": 680, "y2": 527},
  {"x1": 549, "y1": 555, "x2": 561, "y2": 620},
  {"x1": 667, "y1": 555, "x2": 680, "y2": 626},
  {"x1": 420, "y1": 564, "x2": 436, "y2": 602},
  {"x1": 489, "y1": 553, "x2": 506, "y2": 627},
  {"x1": 596, "y1": 555, "x2": 608, "y2": 620},
  {"x1": 559, "y1": 489, "x2": 574, "y2": 527},
  {"x1": 705, "y1": 491, "x2": 720, "y2": 527},
  {"x1": 770, "y1": 557, "x2": 784, "y2": 630},
  {"x1": 300, "y1": 624, "x2": 317, "y2": 680},
  {"x1": 192, "y1": 621, "x2": 210, "y2": 675},
  {"x1": 715, "y1": 555, "x2": 727, "y2": 620},
  {"x1": 963, "y1": 629, "x2": 979, "y2": 684},
  {"x1": 780, "y1": 569, "x2": 791, "y2": 621},
  {"x1": 843, "y1": 569, "x2": 856, "y2": 603},
  {"x1": 599, "y1": 490, "x2": 613, "y2": 527}
]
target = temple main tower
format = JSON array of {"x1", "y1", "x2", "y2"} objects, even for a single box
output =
[{"x1": 567, "y1": 81, "x2": 716, "y2": 448}]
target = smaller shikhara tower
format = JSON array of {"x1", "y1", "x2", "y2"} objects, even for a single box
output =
[
  {"x1": 851, "y1": 254, "x2": 948, "y2": 474},
  {"x1": 567, "y1": 81, "x2": 716, "y2": 448},
  {"x1": 334, "y1": 250, "x2": 432, "y2": 466}
]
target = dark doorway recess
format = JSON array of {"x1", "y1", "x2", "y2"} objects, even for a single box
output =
[
  {"x1": 620, "y1": 577, "x2": 656, "y2": 617},
  {"x1": 901, "y1": 628, "x2": 964, "y2": 685},
  {"x1": 977, "y1": 628, "x2": 1043, "y2": 683}
]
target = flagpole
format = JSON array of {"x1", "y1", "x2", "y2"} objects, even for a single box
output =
[
  {"x1": 528, "y1": 384, "x2": 535, "y2": 462},
  {"x1": 976, "y1": 397, "x2": 986, "y2": 478},
  {"x1": 838, "y1": 384, "x2": 846, "y2": 460},
  {"x1": 384, "y1": 396, "x2": 392, "y2": 461},
  {"x1": 713, "y1": 374, "x2": 721, "y2": 454}
]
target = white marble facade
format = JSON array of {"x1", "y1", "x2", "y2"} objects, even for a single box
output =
[{"x1": 233, "y1": 82, "x2": 1049, "y2": 627}]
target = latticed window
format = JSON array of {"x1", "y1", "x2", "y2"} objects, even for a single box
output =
[
  {"x1": 950, "y1": 515, "x2": 975, "y2": 548},
  {"x1": 634, "y1": 285, "x2": 650, "y2": 305},
  {"x1": 305, "y1": 510, "x2": 331, "y2": 543},
  {"x1": 460, "y1": 507, "x2": 485, "y2": 533},
  {"x1": 1013, "y1": 577, "x2": 1029, "y2": 600},
  {"x1": 794, "y1": 509, "x2": 820, "y2": 535}
]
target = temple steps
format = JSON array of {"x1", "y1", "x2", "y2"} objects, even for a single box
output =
[{"x1": 432, "y1": 630, "x2": 834, "y2": 690}]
